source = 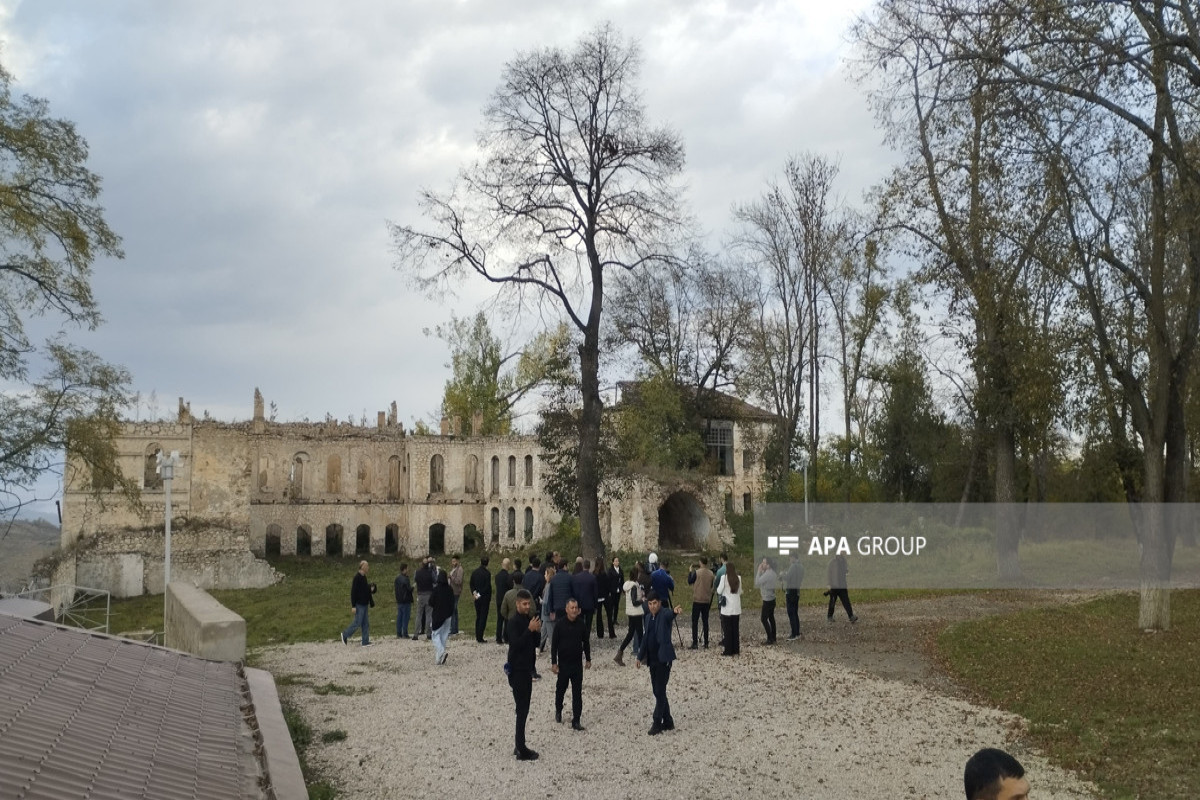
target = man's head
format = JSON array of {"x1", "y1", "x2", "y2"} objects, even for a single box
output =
[
  {"x1": 545, "y1": 565, "x2": 555, "y2": 579},
  {"x1": 648, "y1": 552, "x2": 658, "y2": 567},
  {"x1": 565, "y1": 598, "x2": 581, "y2": 621},
  {"x1": 583, "y1": 558, "x2": 591, "y2": 571},
  {"x1": 502, "y1": 557, "x2": 512, "y2": 570},
  {"x1": 612, "y1": 556, "x2": 620, "y2": 568},
  {"x1": 451, "y1": 555, "x2": 460, "y2": 568},
  {"x1": 358, "y1": 560, "x2": 369, "y2": 574},
  {"x1": 400, "y1": 563, "x2": 408, "y2": 574},
  {"x1": 790, "y1": 552, "x2": 798, "y2": 563},
  {"x1": 480, "y1": 556, "x2": 490, "y2": 567},
  {"x1": 720, "y1": 552, "x2": 728, "y2": 564},
  {"x1": 700, "y1": 556, "x2": 708, "y2": 566},
  {"x1": 515, "y1": 588, "x2": 533, "y2": 616},
  {"x1": 964, "y1": 749, "x2": 1028, "y2": 800},
  {"x1": 645, "y1": 589, "x2": 661, "y2": 615},
  {"x1": 530, "y1": 555, "x2": 540, "y2": 569}
]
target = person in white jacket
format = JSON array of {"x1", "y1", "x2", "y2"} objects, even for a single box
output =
[
  {"x1": 716, "y1": 561, "x2": 743, "y2": 656},
  {"x1": 614, "y1": 564, "x2": 646, "y2": 666}
]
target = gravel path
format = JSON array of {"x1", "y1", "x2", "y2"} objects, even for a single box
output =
[{"x1": 256, "y1": 614, "x2": 1100, "y2": 799}]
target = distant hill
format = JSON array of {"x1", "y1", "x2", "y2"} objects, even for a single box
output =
[{"x1": 0, "y1": 519, "x2": 61, "y2": 594}]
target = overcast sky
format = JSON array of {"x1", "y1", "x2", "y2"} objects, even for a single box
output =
[{"x1": 0, "y1": 0, "x2": 895, "y2": 513}]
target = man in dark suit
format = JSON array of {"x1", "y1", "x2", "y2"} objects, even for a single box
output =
[
  {"x1": 604, "y1": 556, "x2": 622, "y2": 638},
  {"x1": 506, "y1": 589, "x2": 542, "y2": 761},
  {"x1": 470, "y1": 557, "x2": 492, "y2": 643},
  {"x1": 636, "y1": 590, "x2": 682, "y2": 735},
  {"x1": 494, "y1": 558, "x2": 512, "y2": 644}
]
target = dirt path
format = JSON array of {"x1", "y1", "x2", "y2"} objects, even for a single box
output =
[{"x1": 794, "y1": 590, "x2": 1092, "y2": 695}]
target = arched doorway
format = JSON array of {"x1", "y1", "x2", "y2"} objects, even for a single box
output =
[
  {"x1": 326, "y1": 524, "x2": 344, "y2": 556},
  {"x1": 385, "y1": 524, "x2": 399, "y2": 554},
  {"x1": 657, "y1": 491, "x2": 711, "y2": 549},
  {"x1": 428, "y1": 523, "x2": 446, "y2": 555},
  {"x1": 297, "y1": 525, "x2": 312, "y2": 556},
  {"x1": 355, "y1": 524, "x2": 371, "y2": 555},
  {"x1": 266, "y1": 524, "x2": 282, "y2": 557}
]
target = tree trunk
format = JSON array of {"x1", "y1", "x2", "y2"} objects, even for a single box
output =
[
  {"x1": 576, "y1": 325, "x2": 605, "y2": 562},
  {"x1": 1138, "y1": 453, "x2": 1171, "y2": 630},
  {"x1": 994, "y1": 423, "x2": 1022, "y2": 582}
]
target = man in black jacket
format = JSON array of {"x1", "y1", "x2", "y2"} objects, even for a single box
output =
[
  {"x1": 494, "y1": 558, "x2": 512, "y2": 644},
  {"x1": 393, "y1": 563, "x2": 413, "y2": 639},
  {"x1": 506, "y1": 589, "x2": 542, "y2": 760},
  {"x1": 551, "y1": 598, "x2": 591, "y2": 730},
  {"x1": 340, "y1": 561, "x2": 374, "y2": 647},
  {"x1": 604, "y1": 556, "x2": 622, "y2": 638},
  {"x1": 470, "y1": 557, "x2": 492, "y2": 643}
]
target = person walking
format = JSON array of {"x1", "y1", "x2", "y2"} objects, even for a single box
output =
[
  {"x1": 550, "y1": 598, "x2": 591, "y2": 730},
  {"x1": 340, "y1": 560, "x2": 374, "y2": 647},
  {"x1": 716, "y1": 561, "x2": 742, "y2": 656},
  {"x1": 783, "y1": 553, "x2": 805, "y2": 640},
  {"x1": 826, "y1": 553, "x2": 858, "y2": 623},
  {"x1": 636, "y1": 590, "x2": 681, "y2": 735},
  {"x1": 755, "y1": 557, "x2": 779, "y2": 644},
  {"x1": 470, "y1": 557, "x2": 493, "y2": 643},
  {"x1": 687, "y1": 557, "x2": 715, "y2": 649},
  {"x1": 448, "y1": 555, "x2": 464, "y2": 635},
  {"x1": 506, "y1": 589, "x2": 542, "y2": 761},
  {"x1": 393, "y1": 562, "x2": 413, "y2": 639},
  {"x1": 614, "y1": 564, "x2": 645, "y2": 666},
  {"x1": 430, "y1": 571, "x2": 455, "y2": 664}
]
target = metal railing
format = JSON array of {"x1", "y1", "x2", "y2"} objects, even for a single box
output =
[{"x1": 13, "y1": 584, "x2": 112, "y2": 634}]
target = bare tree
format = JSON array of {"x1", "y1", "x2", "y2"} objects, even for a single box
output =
[{"x1": 391, "y1": 24, "x2": 685, "y2": 559}]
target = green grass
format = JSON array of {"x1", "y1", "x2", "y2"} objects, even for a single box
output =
[
  {"x1": 938, "y1": 590, "x2": 1200, "y2": 799},
  {"x1": 281, "y1": 699, "x2": 338, "y2": 799}
]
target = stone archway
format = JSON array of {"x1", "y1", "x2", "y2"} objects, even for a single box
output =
[
  {"x1": 428, "y1": 523, "x2": 446, "y2": 555},
  {"x1": 657, "y1": 491, "x2": 711, "y2": 549}
]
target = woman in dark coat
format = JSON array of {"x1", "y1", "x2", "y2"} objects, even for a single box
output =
[{"x1": 430, "y1": 571, "x2": 455, "y2": 665}]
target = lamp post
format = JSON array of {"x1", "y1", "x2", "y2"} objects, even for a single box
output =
[
  {"x1": 156, "y1": 450, "x2": 180, "y2": 589},
  {"x1": 798, "y1": 451, "x2": 809, "y2": 525}
]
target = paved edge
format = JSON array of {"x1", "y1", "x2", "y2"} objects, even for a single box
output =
[{"x1": 246, "y1": 667, "x2": 308, "y2": 800}]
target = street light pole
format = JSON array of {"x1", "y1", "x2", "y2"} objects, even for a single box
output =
[{"x1": 156, "y1": 450, "x2": 180, "y2": 589}]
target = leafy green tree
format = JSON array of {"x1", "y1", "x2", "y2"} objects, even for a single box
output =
[
  {"x1": 0, "y1": 62, "x2": 134, "y2": 521},
  {"x1": 612, "y1": 374, "x2": 706, "y2": 475},
  {"x1": 432, "y1": 313, "x2": 572, "y2": 435}
]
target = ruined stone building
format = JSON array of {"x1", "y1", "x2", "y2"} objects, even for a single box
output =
[{"x1": 61, "y1": 389, "x2": 771, "y2": 597}]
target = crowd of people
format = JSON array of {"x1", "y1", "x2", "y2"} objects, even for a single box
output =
[
  {"x1": 338, "y1": 552, "x2": 1038, "y2": 797},
  {"x1": 340, "y1": 547, "x2": 868, "y2": 760}
]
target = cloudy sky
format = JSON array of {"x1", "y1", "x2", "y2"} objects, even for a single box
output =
[{"x1": 0, "y1": 0, "x2": 893, "y2": 512}]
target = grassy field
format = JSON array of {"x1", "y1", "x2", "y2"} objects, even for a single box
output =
[{"x1": 938, "y1": 590, "x2": 1200, "y2": 799}]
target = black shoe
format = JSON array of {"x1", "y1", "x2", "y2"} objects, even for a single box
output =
[
  {"x1": 515, "y1": 747, "x2": 539, "y2": 761},
  {"x1": 648, "y1": 725, "x2": 663, "y2": 736},
  {"x1": 703, "y1": 642, "x2": 709, "y2": 649},
  {"x1": 661, "y1": 720, "x2": 674, "y2": 731},
  {"x1": 533, "y1": 672, "x2": 542, "y2": 681},
  {"x1": 688, "y1": 644, "x2": 698, "y2": 650},
  {"x1": 850, "y1": 615, "x2": 859, "y2": 623},
  {"x1": 571, "y1": 721, "x2": 585, "y2": 731},
  {"x1": 555, "y1": 710, "x2": 562, "y2": 723},
  {"x1": 411, "y1": 635, "x2": 419, "y2": 641}
]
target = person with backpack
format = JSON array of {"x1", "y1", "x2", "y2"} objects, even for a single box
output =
[{"x1": 614, "y1": 564, "x2": 645, "y2": 666}]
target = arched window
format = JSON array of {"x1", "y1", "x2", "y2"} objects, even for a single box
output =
[
  {"x1": 507, "y1": 506, "x2": 516, "y2": 539},
  {"x1": 144, "y1": 443, "x2": 162, "y2": 490},
  {"x1": 326, "y1": 454, "x2": 341, "y2": 493},
  {"x1": 296, "y1": 525, "x2": 312, "y2": 556},
  {"x1": 490, "y1": 507, "x2": 500, "y2": 537},
  {"x1": 465, "y1": 455, "x2": 479, "y2": 494},
  {"x1": 507, "y1": 456, "x2": 517, "y2": 486},
  {"x1": 290, "y1": 453, "x2": 309, "y2": 499},
  {"x1": 490, "y1": 456, "x2": 500, "y2": 495},
  {"x1": 357, "y1": 459, "x2": 372, "y2": 495},
  {"x1": 325, "y1": 524, "x2": 343, "y2": 556},
  {"x1": 265, "y1": 524, "x2": 282, "y2": 557},
  {"x1": 524, "y1": 455, "x2": 533, "y2": 487},
  {"x1": 385, "y1": 524, "x2": 399, "y2": 554},
  {"x1": 430, "y1": 454, "x2": 444, "y2": 493},
  {"x1": 258, "y1": 453, "x2": 272, "y2": 492},
  {"x1": 355, "y1": 524, "x2": 371, "y2": 555},
  {"x1": 524, "y1": 507, "x2": 534, "y2": 540}
]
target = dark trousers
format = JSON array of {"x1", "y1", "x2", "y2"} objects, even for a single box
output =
[
  {"x1": 396, "y1": 603, "x2": 411, "y2": 638},
  {"x1": 495, "y1": 598, "x2": 506, "y2": 643},
  {"x1": 604, "y1": 596, "x2": 619, "y2": 636},
  {"x1": 827, "y1": 589, "x2": 854, "y2": 619},
  {"x1": 648, "y1": 661, "x2": 673, "y2": 727},
  {"x1": 474, "y1": 596, "x2": 491, "y2": 642},
  {"x1": 619, "y1": 614, "x2": 643, "y2": 654},
  {"x1": 761, "y1": 599, "x2": 777, "y2": 643},
  {"x1": 721, "y1": 613, "x2": 740, "y2": 655},
  {"x1": 415, "y1": 592, "x2": 431, "y2": 635},
  {"x1": 508, "y1": 671, "x2": 533, "y2": 751},
  {"x1": 450, "y1": 593, "x2": 461, "y2": 634},
  {"x1": 595, "y1": 602, "x2": 607, "y2": 638},
  {"x1": 554, "y1": 664, "x2": 584, "y2": 723},
  {"x1": 581, "y1": 609, "x2": 595, "y2": 637},
  {"x1": 691, "y1": 601, "x2": 711, "y2": 646},
  {"x1": 785, "y1": 590, "x2": 800, "y2": 637}
]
